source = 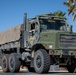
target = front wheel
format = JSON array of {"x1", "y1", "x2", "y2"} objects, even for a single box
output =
[
  {"x1": 67, "y1": 63, "x2": 76, "y2": 73},
  {"x1": 67, "y1": 58, "x2": 76, "y2": 73},
  {"x1": 34, "y1": 49, "x2": 50, "y2": 74}
]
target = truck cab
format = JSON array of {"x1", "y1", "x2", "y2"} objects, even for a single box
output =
[
  {"x1": 26, "y1": 13, "x2": 76, "y2": 73},
  {"x1": 27, "y1": 13, "x2": 73, "y2": 49}
]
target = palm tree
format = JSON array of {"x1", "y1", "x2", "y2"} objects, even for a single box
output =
[
  {"x1": 63, "y1": 0, "x2": 76, "y2": 21},
  {"x1": 53, "y1": 11, "x2": 66, "y2": 19}
]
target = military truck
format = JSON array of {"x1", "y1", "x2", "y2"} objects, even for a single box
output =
[{"x1": 0, "y1": 13, "x2": 76, "y2": 73}]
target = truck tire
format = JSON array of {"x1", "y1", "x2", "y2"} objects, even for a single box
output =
[
  {"x1": 34, "y1": 49, "x2": 50, "y2": 73},
  {"x1": 2, "y1": 54, "x2": 9, "y2": 72},
  {"x1": 9, "y1": 53, "x2": 21, "y2": 72},
  {"x1": 67, "y1": 63, "x2": 76, "y2": 73}
]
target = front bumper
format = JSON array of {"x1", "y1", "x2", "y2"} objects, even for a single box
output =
[{"x1": 49, "y1": 50, "x2": 76, "y2": 57}]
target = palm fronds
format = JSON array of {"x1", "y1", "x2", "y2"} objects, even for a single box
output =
[{"x1": 63, "y1": 0, "x2": 76, "y2": 21}]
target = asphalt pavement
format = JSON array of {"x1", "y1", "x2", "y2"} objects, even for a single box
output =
[
  {"x1": 0, "y1": 71, "x2": 76, "y2": 75},
  {"x1": 0, "y1": 67, "x2": 76, "y2": 75},
  {"x1": 0, "y1": 69, "x2": 75, "y2": 75}
]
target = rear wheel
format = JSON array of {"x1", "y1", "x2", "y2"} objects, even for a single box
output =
[
  {"x1": 2, "y1": 54, "x2": 9, "y2": 72},
  {"x1": 9, "y1": 53, "x2": 21, "y2": 72},
  {"x1": 34, "y1": 49, "x2": 50, "y2": 73}
]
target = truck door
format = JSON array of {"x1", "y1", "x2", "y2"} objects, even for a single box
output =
[{"x1": 28, "y1": 22, "x2": 39, "y2": 46}]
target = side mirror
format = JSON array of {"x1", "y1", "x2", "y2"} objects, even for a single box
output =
[
  {"x1": 70, "y1": 25, "x2": 73, "y2": 32},
  {"x1": 66, "y1": 24, "x2": 72, "y2": 32},
  {"x1": 29, "y1": 30, "x2": 35, "y2": 36}
]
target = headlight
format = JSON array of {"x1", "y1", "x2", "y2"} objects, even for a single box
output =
[{"x1": 49, "y1": 45, "x2": 53, "y2": 49}]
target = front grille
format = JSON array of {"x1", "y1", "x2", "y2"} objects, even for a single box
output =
[{"x1": 60, "y1": 34, "x2": 76, "y2": 48}]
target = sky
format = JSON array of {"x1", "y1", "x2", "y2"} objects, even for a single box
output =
[{"x1": 0, "y1": 0, "x2": 76, "y2": 32}]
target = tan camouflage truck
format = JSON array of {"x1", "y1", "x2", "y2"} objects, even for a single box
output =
[{"x1": 0, "y1": 13, "x2": 76, "y2": 73}]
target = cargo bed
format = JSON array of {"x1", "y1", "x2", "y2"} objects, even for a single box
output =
[{"x1": 0, "y1": 24, "x2": 24, "y2": 49}]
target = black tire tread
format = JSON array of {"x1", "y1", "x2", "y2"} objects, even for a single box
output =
[
  {"x1": 2, "y1": 54, "x2": 9, "y2": 72},
  {"x1": 9, "y1": 53, "x2": 21, "y2": 72},
  {"x1": 67, "y1": 58, "x2": 76, "y2": 73},
  {"x1": 41, "y1": 49, "x2": 50, "y2": 73},
  {"x1": 14, "y1": 53, "x2": 21, "y2": 72},
  {"x1": 34, "y1": 49, "x2": 50, "y2": 73},
  {"x1": 67, "y1": 64, "x2": 75, "y2": 73}
]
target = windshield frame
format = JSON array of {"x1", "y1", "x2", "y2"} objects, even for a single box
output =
[{"x1": 39, "y1": 18, "x2": 66, "y2": 32}]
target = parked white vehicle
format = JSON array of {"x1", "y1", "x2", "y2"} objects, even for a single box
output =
[{"x1": 0, "y1": 66, "x2": 2, "y2": 70}]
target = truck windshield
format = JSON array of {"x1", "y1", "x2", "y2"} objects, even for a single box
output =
[{"x1": 39, "y1": 19, "x2": 66, "y2": 32}]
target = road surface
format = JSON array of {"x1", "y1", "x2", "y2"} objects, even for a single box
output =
[
  {"x1": 0, "y1": 71, "x2": 76, "y2": 75},
  {"x1": 0, "y1": 66, "x2": 76, "y2": 75},
  {"x1": 0, "y1": 69, "x2": 76, "y2": 75}
]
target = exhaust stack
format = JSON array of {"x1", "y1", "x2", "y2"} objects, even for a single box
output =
[{"x1": 23, "y1": 13, "x2": 27, "y2": 48}]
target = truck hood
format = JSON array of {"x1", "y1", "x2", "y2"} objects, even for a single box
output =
[{"x1": 39, "y1": 30, "x2": 76, "y2": 50}]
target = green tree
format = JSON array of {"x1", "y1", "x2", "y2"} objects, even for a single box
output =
[
  {"x1": 64, "y1": 0, "x2": 76, "y2": 21},
  {"x1": 53, "y1": 11, "x2": 66, "y2": 19}
]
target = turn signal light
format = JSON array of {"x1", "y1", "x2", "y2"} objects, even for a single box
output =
[{"x1": 50, "y1": 50, "x2": 55, "y2": 55}]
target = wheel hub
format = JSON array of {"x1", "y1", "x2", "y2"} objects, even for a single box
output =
[
  {"x1": 36, "y1": 55, "x2": 42, "y2": 68},
  {"x1": 10, "y1": 57, "x2": 14, "y2": 68},
  {"x1": 3, "y1": 59, "x2": 6, "y2": 68}
]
